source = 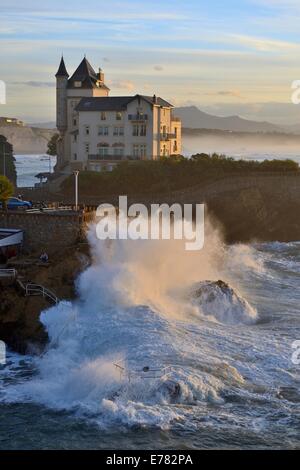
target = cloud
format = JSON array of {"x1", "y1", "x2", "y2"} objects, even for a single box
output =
[
  {"x1": 230, "y1": 33, "x2": 300, "y2": 52},
  {"x1": 154, "y1": 65, "x2": 164, "y2": 71},
  {"x1": 108, "y1": 79, "x2": 135, "y2": 91},
  {"x1": 204, "y1": 90, "x2": 244, "y2": 99},
  {"x1": 12, "y1": 81, "x2": 55, "y2": 88}
]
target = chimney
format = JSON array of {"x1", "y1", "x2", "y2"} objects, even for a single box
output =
[
  {"x1": 153, "y1": 94, "x2": 157, "y2": 104},
  {"x1": 98, "y1": 68, "x2": 104, "y2": 83}
]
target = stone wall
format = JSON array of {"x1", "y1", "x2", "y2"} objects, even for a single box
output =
[{"x1": 0, "y1": 210, "x2": 95, "y2": 253}]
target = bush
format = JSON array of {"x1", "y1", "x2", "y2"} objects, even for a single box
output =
[{"x1": 61, "y1": 154, "x2": 299, "y2": 197}]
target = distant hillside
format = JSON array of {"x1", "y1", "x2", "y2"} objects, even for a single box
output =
[
  {"x1": 0, "y1": 124, "x2": 56, "y2": 154},
  {"x1": 283, "y1": 123, "x2": 300, "y2": 135},
  {"x1": 29, "y1": 121, "x2": 57, "y2": 129},
  {"x1": 175, "y1": 106, "x2": 285, "y2": 133}
]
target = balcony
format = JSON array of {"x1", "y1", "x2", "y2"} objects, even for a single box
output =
[
  {"x1": 160, "y1": 133, "x2": 176, "y2": 141},
  {"x1": 128, "y1": 114, "x2": 148, "y2": 121},
  {"x1": 88, "y1": 154, "x2": 142, "y2": 161}
]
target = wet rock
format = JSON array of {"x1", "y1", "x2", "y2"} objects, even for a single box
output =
[{"x1": 190, "y1": 280, "x2": 258, "y2": 325}]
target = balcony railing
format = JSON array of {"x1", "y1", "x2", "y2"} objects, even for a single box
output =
[
  {"x1": 160, "y1": 133, "x2": 176, "y2": 141},
  {"x1": 88, "y1": 154, "x2": 142, "y2": 161},
  {"x1": 128, "y1": 114, "x2": 148, "y2": 121}
]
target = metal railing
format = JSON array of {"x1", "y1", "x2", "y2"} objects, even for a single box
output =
[
  {"x1": 160, "y1": 133, "x2": 176, "y2": 141},
  {"x1": 0, "y1": 268, "x2": 17, "y2": 278},
  {"x1": 88, "y1": 154, "x2": 142, "y2": 161},
  {"x1": 128, "y1": 114, "x2": 148, "y2": 121},
  {"x1": 114, "y1": 362, "x2": 174, "y2": 382},
  {"x1": 25, "y1": 283, "x2": 59, "y2": 304}
]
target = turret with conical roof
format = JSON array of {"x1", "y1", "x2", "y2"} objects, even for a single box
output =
[
  {"x1": 56, "y1": 56, "x2": 68, "y2": 134},
  {"x1": 55, "y1": 56, "x2": 69, "y2": 78}
]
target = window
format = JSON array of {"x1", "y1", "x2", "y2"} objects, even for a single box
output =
[
  {"x1": 73, "y1": 134, "x2": 77, "y2": 143},
  {"x1": 133, "y1": 125, "x2": 139, "y2": 136},
  {"x1": 101, "y1": 112, "x2": 106, "y2": 121},
  {"x1": 162, "y1": 145, "x2": 168, "y2": 156},
  {"x1": 74, "y1": 81, "x2": 82, "y2": 88},
  {"x1": 74, "y1": 153, "x2": 77, "y2": 161},
  {"x1": 173, "y1": 141, "x2": 178, "y2": 152},
  {"x1": 85, "y1": 143, "x2": 90, "y2": 154},
  {"x1": 85, "y1": 126, "x2": 90, "y2": 136},
  {"x1": 174, "y1": 127, "x2": 178, "y2": 138},
  {"x1": 116, "y1": 112, "x2": 122, "y2": 121},
  {"x1": 98, "y1": 146, "x2": 109, "y2": 157},
  {"x1": 133, "y1": 145, "x2": 139, "y2": 158},
  {"x1": 113, "y1": 127, "x2": 124, "y2": 136},
  {"x1": 73, "y1": 118, "x2": 77, "y2": 126},
  {"x1": 114, "y1": 147, "x2": 124, "y2": 157},
  {"x1": 99, "y1": 126, "x2": 109, "y2": 135},
  {"x1": 140, "y1": 145, "x2": 147, "y2": 158},
  {"x1": 140, "y1": 125, "x2": 147, "y2": 136}
]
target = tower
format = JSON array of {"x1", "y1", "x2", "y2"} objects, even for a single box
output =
[
  {"x1": 55, "y1": 56, "x2": 69, "y2": 132},
  {"x1": 55, "y1": 56, "x2": 69, "y2": 169}
]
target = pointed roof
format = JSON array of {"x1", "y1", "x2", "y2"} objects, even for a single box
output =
[
  {"x1": 68, "y1": 57, "x2": 109, "y2": 90},
  {"x1": 55, "y1": 56, "x2": 69, "y2": 78}
]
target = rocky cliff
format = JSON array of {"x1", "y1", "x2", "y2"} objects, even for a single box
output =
[
  {"x1": 0, "y1": 125, "x2": 56, "y2": 154},
  {"x1": 0, "y1": 243, "x2": 90, "y2": 354}
]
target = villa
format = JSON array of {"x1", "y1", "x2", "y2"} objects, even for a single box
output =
[{"x1": 55, "y1": 57, "x2": 182, "y2": 172}]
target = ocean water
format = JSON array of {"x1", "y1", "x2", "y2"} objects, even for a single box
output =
[
  {"x1": 14, "y1": 155, "x2": 57, "y2": 188},
  {"x1": 0, "y1": 224, "x2": 299, "y2": 450}
]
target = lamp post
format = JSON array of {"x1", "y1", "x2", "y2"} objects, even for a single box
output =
[{"x1": 74, "y1": 171, "x2": 79, "y2": 211}]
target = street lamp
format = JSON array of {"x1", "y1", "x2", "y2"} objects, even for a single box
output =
[{"x1": 74, "y1": 171, "x2": 79, "y2": 211}]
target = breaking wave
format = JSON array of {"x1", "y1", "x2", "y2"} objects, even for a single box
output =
[{"x1": 2, "y1": 222, "x2": 289, "y2": 431}]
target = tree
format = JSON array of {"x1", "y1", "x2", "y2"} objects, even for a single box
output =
[
  {"x1": 47, "y1": 133, "x2": 59, "y2": 156},
  {"x1": 0, "y1": 175, "x2": 14, "y2": 211},
  {"x1": 0, "y1": 135, "x2": 17, "y2": 185}
]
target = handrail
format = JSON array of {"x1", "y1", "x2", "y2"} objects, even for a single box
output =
[
  {"x1": 0, "y1": 268, "x2": 18, "y2": 278},
  {"x1": 113, "y1": 362, "x2": 174, "y2": 381},
  {"x1": 25, "y1": 283, "x2": 59, "y2": 304}
]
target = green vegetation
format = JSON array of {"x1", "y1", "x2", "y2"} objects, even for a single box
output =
[
  {"x1": 0, "y1": 135, "x2": 17, "y2": 185},
  {"x1": 0, "y1": 174, "x2": 14, "y2": 210},
  {"x1": 47, "y1": 133, "x2": 59, "y2": 156},
  {"x1": 62, "y1": 153, "x2": 299, "y2": 197}
]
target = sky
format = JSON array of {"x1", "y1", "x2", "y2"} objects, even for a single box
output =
[{"x1": 1, "y1": 0, "x2": 300, "y2": 124}]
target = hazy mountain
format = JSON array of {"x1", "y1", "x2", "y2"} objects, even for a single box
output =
[
  {"x1": 29, "y1": 121, "x2": 57, "y2": 129},
  {"x1": 175, "y1": 106, "x2": 285, "y2": 133},
  {"x1": 282, "y1": 123, "x2": 300, "y2": 135}
]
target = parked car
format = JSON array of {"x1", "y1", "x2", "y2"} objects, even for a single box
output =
[{"x1": 0, "y1": 197, "x2": 32, "y2": 210}]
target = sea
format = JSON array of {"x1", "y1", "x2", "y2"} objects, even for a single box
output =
[
  {"x1": 14, "y1": 154, "x2": 57, "y2": 188},
  {"x1": 0, "y1": 153, "x2": 299, "y2": 450}
]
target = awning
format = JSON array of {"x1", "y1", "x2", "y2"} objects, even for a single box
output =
[{"x1": 0, "y1": 229, "x2": 23, "y2": 248}]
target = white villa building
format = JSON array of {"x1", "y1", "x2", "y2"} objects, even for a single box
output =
[{"x1": 55, "y1": 56, "x2": 181, "y2": 172}]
